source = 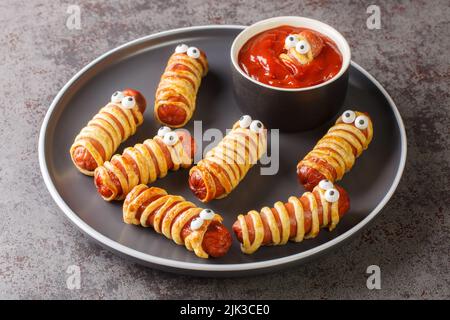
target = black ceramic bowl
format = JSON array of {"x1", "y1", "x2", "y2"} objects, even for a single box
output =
[{"x1": 231, "y1": 16, "x2": 351, "y2": 132}]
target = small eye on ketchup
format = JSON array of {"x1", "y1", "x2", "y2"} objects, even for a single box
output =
[{"x1": 238, "y1": 25, "x2": 343, "y2": 89}]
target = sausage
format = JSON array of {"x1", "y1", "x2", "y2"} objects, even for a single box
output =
[
  {"x1": 297, "y1": 162, "x2": 327, "y2": 191},
  {"x1": 70, "y1": 88, "x2": 146, "y2": 176},
  {"x1": 189, "y1": 117, "x2": 267, "y2": 202},
  {"x1": 232, "y1": 183, "x2": 350, "y2": 254},
  {"x1": 157, "y1": 103, "x2": 188, "y2": 127},
  {"x1": 177, "y1": 129, "x2": 196, "y2": 159},
  {"x1": 279, "y1": 30, "x2": 324, "y2": 67},
  {"x1": 123, "y1": 185, "x2": 231, "y2": 258},
  {"x1": 297, "y1": 110, "x2": 373, "y2": 191},
  {"x1": 188, "y1": 164, "x2": 227, "y2": 202},
  {"x1": 72, "y1": 140, "x2": 104, "y2": 173},
  {"x1": 94, "y1": 129, "x2": 195, "y2": 201},
  {"x1": 300, "y1": 30, "x2": 324, "y2": 58},
  {"x1": 181, "y1": 220, "x2": 232, "y2": 258},
  {"x1": 154, "y1": 45, "x2": 208, "y2": 128}
]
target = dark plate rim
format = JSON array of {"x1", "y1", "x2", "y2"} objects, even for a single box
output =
[{"x1": 38, "y1": 25, "x2": 407, "y2": 272}]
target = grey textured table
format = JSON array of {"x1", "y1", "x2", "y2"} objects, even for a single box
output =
[{"x1": 0, "y1": 0, "x2": 448, "y2": 299}]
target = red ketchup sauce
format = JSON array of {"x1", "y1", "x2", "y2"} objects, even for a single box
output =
[{"x1": 238, "y1": 26, "x2": 343, "y2": 88}]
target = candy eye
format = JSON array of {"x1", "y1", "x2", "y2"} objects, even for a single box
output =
[
  {"x1": 163, "y1": 131, "x2": 179, "y2": 146},
  {"x1": 175, "y1": 43, "x2": 188, "y2": 53},
  {"x1": 249, "y1": 120, "x2": 264, "y2": 133},
  {"x1": 355, "y1": 115, "x2": 369, "y2": 130},
  {"x1": 239, "y1": 115, "x2": 252, "y2": 128},
  {"x1": 187, "y1": 46, "x2": 200, "y2": 59},
  {"x1": 295, "y1": 40, "x2": 310, "y2": 54},
  {"x1": 324, "y1": 188, "x2": 340, "y2": 203},
  {"x1": 199, "y1": 209, "x2": 215, "y2": 220},
  {"x1": 157, "y1": 126, "x2": 171, "y2": 137},
  {"x1": 285, "y1": 35, "x2": 298, "y2": 49},
  {"x1": 342, "y1": 110, "x2": 356, "y2": 123},
  {"x1": 121, "y1": 96, "x2": 136, "y2": 109},
  {"x1": 319, "y1": 179, "x2": 334, "y2": 190},
  {"x1": 111, "y1": 91, "x2": 124, "y2": 103},
  {"x1": 190, "y1": 217, "x2": 204, "y2": 231}
]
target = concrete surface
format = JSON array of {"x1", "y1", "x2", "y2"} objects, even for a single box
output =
[{"x1": 0, "y1": 0, "x2": 449, "y2": 299}]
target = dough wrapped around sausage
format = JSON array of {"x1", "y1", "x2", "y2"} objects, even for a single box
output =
[
  {"x1": 123, "y1": 185, "x2": 232, "y2": 258},
  {"x1": 70, "y1": 89, "x2": 146, "y2": 176},
  {"x1": 154, "y1": 44, "x2": 208, "y2": 128},
  {"x1": 233, "y1": 180, "x2": 350, "y2": 254},
  {"x1": 297, "y1": 110, "x2": 374, "y2": 191},
  {"x1": 279, "y1": 30, "x2": 324, "y2": 67},
  {"x1": 189, "y1": 115, "x2": 267, "y2": 202},
  {"x1": 94, "y1": 127, "x2": 195, "y2": 201}
]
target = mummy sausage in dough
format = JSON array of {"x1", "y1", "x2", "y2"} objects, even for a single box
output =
[
  {"x1": 94, "y1": 127, "x2": 195, "y2": 201},
  {"x1": 154, "y1": 44, "x2": 208, "y2": 128},
  {"x1": 232, "y1": 180, "x2": 350, "y2": 254},
  {"x1": 123, "y1": 185, "x2": 232, "y2": 258},
  {"x1": 70, "y1": 89, "x2": 146, "y2": 176},
  {"x1": 297, "y1": 110, "x2": 373, "y2": 191},
  {"x1": 189, "y1": 115, "x2": 267, "y2": 203},
  {"x1": 279, "y1": 30, "x2": 324, "y2": 67}
]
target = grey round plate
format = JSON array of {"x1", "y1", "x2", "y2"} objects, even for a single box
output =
[{"x1": 39, "y1": 25, "x2": 406, "y2": 277}]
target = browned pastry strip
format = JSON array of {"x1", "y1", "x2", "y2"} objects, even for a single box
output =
[
  {"x1": 233, "y1": 181, "x2": 350, "y2": 254},
  {"x1": 123, "y1": 185, "x2": 232, "y2": 258},
  {"x1": 94, "y1": 128, "x2": 195, "y2": 201},
  {"x1": 154, "y1": 44, "x2": 208, "y2": 128},
  {"x1": 189, "y1": 115, "x2": 267, "y2": 202},
  {"x1": 297, "y1": 110, "x2": 374, "y2": 190},
  {"x1": 70, "y1": 89, "x2": 146, "y2": 175},
  {"x1": 279, "y1": 29, "x2": 325, "y2": 66}
]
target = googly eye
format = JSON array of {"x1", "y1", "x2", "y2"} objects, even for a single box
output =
[
  {"x1": 249, "y1": 120, "x2": 264, "y2": 133},
  {"x1": 157, "y1": 126, "x2": 171, "y2": 137},
  {"x1": 342, "y1": 110, "x2": 356, "y2": 124},
  {"x1": 111, "y1": 91, "x2": 124, "y2": 103},
  {"x1": 187, "y1": 46, "x2": 200, "y2": 59},
  {"x1": 284, "y1": 34, "x2": 298, "y2": 49},
  {"x1": 324, "y1": 188, "x2": 340, "y2": 203},
  {"x1": 295, "y1": 40, "x2": 310, "y2": 54},
  {"x1": 239, "y1": 115, "x2": 252, "y2": 128},
  {"x1": 175, "y1": 43, "x2": 188, "y2": 53},
  {"x1": 355, "y1": 115, "x2": 369, "y2": 130},
  {"x1": 199, "y1": 209, "x2": 215, "y2": 220},
  {"x1": 190, "y1": 217, "x2": 204, "y2": 231},
  {"x1": 319, "y1": 179, "x2": 334, "y2": 190},
  {"x1": 121, "y1": 96, "x2": 136, "y2": 109},
  {"x1": 163, "y1": 131, "x2": 179, "y2": 146}
]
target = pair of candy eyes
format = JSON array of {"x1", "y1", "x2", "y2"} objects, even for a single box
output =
[
  {"x1": 157, "y1": 126, "x2": 179, "y2": 146},
  {"x1": 341, "y1": 110, "x2": 369, "y2": 129},
  {"x1": 175, "y1": 44, "x2": 200, "y2": 59},
  {"x1": 190, "y1": 209, "x2": 215, "y2": 231},
  {"x1": 111, "y1": 91, "x2": 136, "y2": 109},
  {"x1": 318, "y1": 179, "x2": 340, "y2": 203},
  {"x1": 285, "y1": 35, "x2": 310, "y2": 54},
  {"x1": 239, "y1": 115, "x2": 264, "y2": 133}
]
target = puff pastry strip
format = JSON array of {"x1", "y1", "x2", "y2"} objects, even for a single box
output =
[
  {"x1": 189, "y1": 116, "x2": 267, "y2": 202},
  {"x1": 279, "y1": 29, "x2": 324, "y2": 66},
  {"x1": 233, "y1": 182, "x2": 350, "y2": 254},
  {"x1": 154, "y1": 44, "x2": 208, "y2": 128},
  {"x1": 70, "y1": 89, "x2": 146, "y2": 176},
  {"x1": 94, "y1": 129, "x2": 194, "y2": 201},
  {"x1": 297, "y1": 110, "x2": 373, "y2": 190},
  {"x1": 123, "y1": 185, "x2": 231, "y2": 258}
]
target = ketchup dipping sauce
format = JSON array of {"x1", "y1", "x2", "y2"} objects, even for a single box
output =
[{"x1": 238, "y1": 25, "x2": 343, "y2": 89}]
